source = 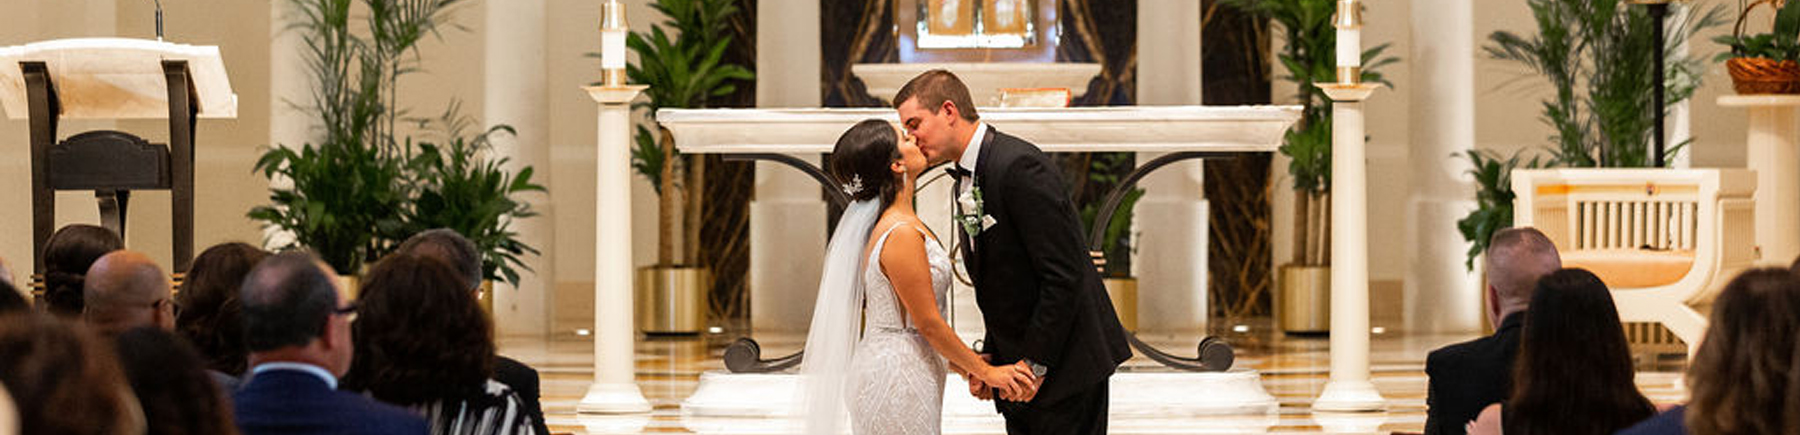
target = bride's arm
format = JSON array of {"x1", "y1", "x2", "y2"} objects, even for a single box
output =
[{"x1": 880, "y1": 229, "x2": 1033, "y2": 396}]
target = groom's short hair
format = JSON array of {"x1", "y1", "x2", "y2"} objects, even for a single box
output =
[{"x1": 894, "y1": 69, "x2": 980, "y2": 122}]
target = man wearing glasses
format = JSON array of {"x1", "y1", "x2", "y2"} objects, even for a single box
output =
[
  {"x1": 233, "y1": 252, "x2": 426, "y2": 435},
  {"x1": 83, "y1": 250, "x2": 178, "y2": 336}
]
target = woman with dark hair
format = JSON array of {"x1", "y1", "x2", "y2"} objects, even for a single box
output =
[
  {"x1": 0, "y1": 313, "x2": 143, "y2": 435},
  {"x1": 41, "y1": 224, "x2": 123, "y2": 317},
  {"x1": 1466, "y1": 268, "x2": 1654, "y2": 435},
  {"x1": 1615, "y1": 268, "x2": 1800, "y2": 435},
  {"x1": 175, "y1": 242, "x2": 270, "y2": 388},
  {"x1": 341, "y1": 254, "x2": 536, "y2": 435},
  {"x1": 114, "y1": 327, "x2": 239, "y2": 435},
  {"x1": 799, "y1": 119, "x2": 1033, "y2": 435}
]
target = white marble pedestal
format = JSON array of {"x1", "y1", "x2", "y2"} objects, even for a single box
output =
[
  {"x1": 679, "y1": 370, "x2": 1278, "y2": 433},
  {"x1": 1718, "y1": 95, "x2": 1800, "y2": 266}
]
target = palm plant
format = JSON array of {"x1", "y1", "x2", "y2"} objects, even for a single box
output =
[
  {"x1": 1220, "y1": 0, "x2": 1397, "y2": 268},
  {"x1": 254, "y1": 0, "x2": 464, "y2": 274},
  {"x1": 401, "y1": 105, "x2": 547, "y2": 287},
  {"x1": 1454, "y1": 150, "x2": 1545, "y2": 269},
  {"x1": 255, "y1": 0, "x2": 544, "y2": 281},
  {"x1": 1461, "y1": 0, "x2": 1724, "y2": 267},
  {"x1": 613, "y1": 0, "x2": 755, "y2": 267}
]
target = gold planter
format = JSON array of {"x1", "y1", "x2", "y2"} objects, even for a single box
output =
[
  {"x1": 1278, "y1": 265, "x2": 1331, "y2": 335},
  {"x1": 336, "y1": 274, "x2": 361, "y2": 301},
  {"x1": 635, "y1": 266, "x2": 709, "y2": 335},
  {"x1": 477, "y1": 280, "x2": 494, "y2": 317},
  {"x1": 1103, "y1": 277, "x2": 1138, "y2": 332}
]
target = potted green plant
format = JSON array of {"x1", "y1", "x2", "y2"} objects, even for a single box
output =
[
  {"x1": 1223, "y1": 0, "x2": 1397, "y2": 335},
  {"x1": 615, "y1": 0, "x2": 754, "y2": 334},
  {"x1": 1714, "y1": 0, "x2": 1800, "y2": 94},
  {"x1": 1078, "y1": 153, "x2": 1145, "y2": 332},
  {"x1": 252, "y1": 0, "x2": 459, "y2": 280},
  {"x1": 1463, "y1": 0, "x2": 1723, "y2": 267},
  {"x1": 399, "y1": 105, "x2": 547, "y2": 312},
  {"x1": 254, "y1": 0, "x2": 544, "y2": 301}
]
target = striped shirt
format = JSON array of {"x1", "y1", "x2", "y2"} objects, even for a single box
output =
[{"x1": 406, "y1": 379, "x2": 539, "y2": 435}]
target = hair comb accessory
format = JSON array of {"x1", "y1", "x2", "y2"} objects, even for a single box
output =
[{"x1": 842, "y1": 174, "x2": 865, "y2": 196}]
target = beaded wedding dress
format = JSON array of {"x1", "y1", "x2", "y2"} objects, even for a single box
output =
[{"x1": 846, "y1": 222, "x2": 952, "y2": 435}]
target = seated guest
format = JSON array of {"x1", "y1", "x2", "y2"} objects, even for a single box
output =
[
  {"x1": 396, "y1": 229, "x2": 548, "y2": 435},
  {"x1": 83, "y1": 250, "x2": 176, "y2": 337},
  {"x1": 341, "y1": 254, "x2": 538, "y2": 435},
  {"x1": 1425, "y1": 227, "x2": 1562, "y2": 435},
  {"x1": 0, "y1": 313, "x2": 142, "y2": 434},
  {"x1": 1616, "y1": 268, "x2": 1800, "y2": 435},
  {"x1": 42, "y1": 224, "x2": 123, "y2": 317},
  {"x1": 233, "y1": 252, "x2": 426, "y2": 435},
  {"x1": 177, "y1": 242, "x2": 271, "y2": 390},
  {"x1": 115, "y1": 327, "x2": 240, "y2": 435},
  {"x1": 1467, "y1": 268, "x2": 1655, "y2": 435}
]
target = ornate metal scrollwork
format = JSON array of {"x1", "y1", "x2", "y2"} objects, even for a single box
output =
[{"x1": 1089, "y1": 151, "x2": 1240, "y2": 372}]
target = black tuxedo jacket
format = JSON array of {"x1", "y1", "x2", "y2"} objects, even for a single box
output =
[
  {"x1": 1423, "y1": 312, "x2": 1524, "y2": 435},
  {"x1": 961, "y1": 127, "x2": 1133, "y2": 405}
]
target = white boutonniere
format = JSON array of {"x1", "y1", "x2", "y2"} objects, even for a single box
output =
[{"x1": 956, "y1": 186, "x2": 997, "y2": 237}]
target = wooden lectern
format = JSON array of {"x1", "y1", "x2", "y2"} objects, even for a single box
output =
[{"x1": 0, "y1": 38, "x2": 237, "y2": 281}]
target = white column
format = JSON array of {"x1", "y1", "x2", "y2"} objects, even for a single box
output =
[
  {"x1": 1134, "y1": 0, "x2": 1209, "y2": 333},
  {"x1": 1718, "y1": 96, "x2": 1800, "y2": 266},
  {"x1": 265, "y1": 0, "x2": 310, "y2": 249},
  {"x1": 1403, "y1": 0, "x2": 1481, "y2": 334},
  {"x1": 1314, "y1": 85, "x2": 1385, "y2": 412},
  {"x1": 750, "y1": 0, "x2": 827, "y2": 333},
  {"x1": 579, "y1": 85, "x2": 651, "y2": 414},
  {"x1": 485, "y1": 0, "x2": 553, "y2": 337}
]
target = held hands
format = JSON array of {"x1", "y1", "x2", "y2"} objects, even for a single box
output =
[{"x1": 964, "y1": 354, "x2": 1040, "y2": 402}]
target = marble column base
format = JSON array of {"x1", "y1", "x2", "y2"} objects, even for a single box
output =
[{"x1": 577, "y1": 382, "x2": 652, "y2": 414}]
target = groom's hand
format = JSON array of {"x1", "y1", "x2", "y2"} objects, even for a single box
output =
[{"x1": 1001, "y1": 361, "x2": 1044, "y2": 402}]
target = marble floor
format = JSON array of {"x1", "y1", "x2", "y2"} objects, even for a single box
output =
[{"x1": 499, "y1": 319, "x2": 1690, "y2": 435}]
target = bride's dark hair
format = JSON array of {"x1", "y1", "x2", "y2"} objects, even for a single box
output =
[{"x1": 828, "y1": 119, "x2": 903, "y2": 207}]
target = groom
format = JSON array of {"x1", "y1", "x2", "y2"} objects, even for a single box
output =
[{"x1": 895, "y1": 70, "x2": 1132, "y2": 435}]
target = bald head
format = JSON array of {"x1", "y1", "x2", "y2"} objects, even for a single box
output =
[
  {"x1": 1485, "y1": 227, "x2": 1562, "y2": 315},
  {"x1": 83, "y1": 250, "x2": 173, "y2": 335}
]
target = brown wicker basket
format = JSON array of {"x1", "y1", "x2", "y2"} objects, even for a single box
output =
[
  {"x1": 1727, "y1": 0, "x2": 1800, "y2": 94},
  {"x1": 1728, "y1": 57, "x2": 1800, "y2": 94}
]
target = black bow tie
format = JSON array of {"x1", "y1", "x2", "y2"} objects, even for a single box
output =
[{"x1": 947, "y1": 165, "x2": 973, "y2": 180}]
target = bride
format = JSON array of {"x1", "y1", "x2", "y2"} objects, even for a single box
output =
[{"x1": 801, "y1": 119, "x2": 1036, "y2": 435}]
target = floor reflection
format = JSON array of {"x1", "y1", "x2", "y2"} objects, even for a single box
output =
[{"x1": 516, "y1": 317, "x2": 1687, "y2": 434}]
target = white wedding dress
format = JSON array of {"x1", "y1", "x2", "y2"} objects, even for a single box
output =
[{"x1": 847, "y1": 222, "x2": 952, "y2": 435}]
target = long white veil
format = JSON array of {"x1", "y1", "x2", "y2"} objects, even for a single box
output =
[{"x1": 797, "y1": 198, "x2": 883, "y2": 435}]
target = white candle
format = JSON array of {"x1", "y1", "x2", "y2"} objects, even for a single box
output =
[
  {"x1": 602, "y1": 28, "x2": 627, "y2": 70},
  {"x1": 1337, "y1": 28, "x2": 1361, "y2": 68}
]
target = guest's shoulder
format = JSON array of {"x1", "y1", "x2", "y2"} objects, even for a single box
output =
[
  {"x1": 496, "y1": 356, "x2": 539, "y2": 380},
  {"x1": 1426, "y1": 336, "x2": 1492, "y2": 374},
  {"x1": 335, "y1": 390, "x2": 427, "y2": 427},
  {"x1": 1615, "y1": 405, "x2": 1686, "y2": 435}
]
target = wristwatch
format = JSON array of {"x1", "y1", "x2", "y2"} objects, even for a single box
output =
[{"x1": 1022, "y1": 359, "x2": 1049, "y2": 378}]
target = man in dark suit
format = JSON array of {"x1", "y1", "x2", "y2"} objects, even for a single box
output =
[
  {"x1": 895, "y1": 69, "x2": 1134, "y2": 435},
  {"x1": 1423, "y1": 227, "x2": 1561, "y2": 435},
  {"x1": 397, "y1": 228, "x2": 549, "y2": 435},
  {"x1": 233, "y1": 252, "x2": 427, "y2": 435}
]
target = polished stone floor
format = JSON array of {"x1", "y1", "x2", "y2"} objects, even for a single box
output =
[{"x1": 500, "y1": 319, "x2": 1689, "y2": 435}]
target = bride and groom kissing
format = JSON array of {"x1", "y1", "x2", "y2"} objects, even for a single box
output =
[{"x1": 799, "y1": 70, "x2": 1133, "y2": 435}]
